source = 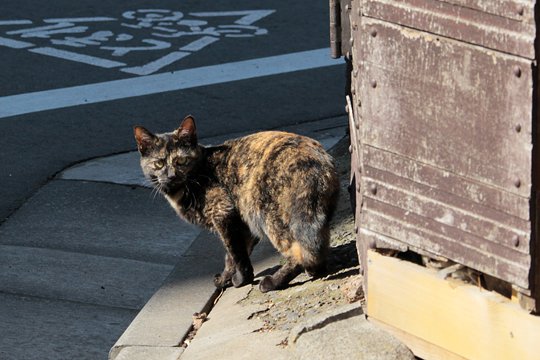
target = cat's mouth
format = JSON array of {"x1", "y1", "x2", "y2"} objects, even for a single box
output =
[
  {"x1": 148, "y1": 175, "x2": 185, "y2": 194},
  {"x1": 159, "y1": 178, "x2": 186, "y2": 195}
]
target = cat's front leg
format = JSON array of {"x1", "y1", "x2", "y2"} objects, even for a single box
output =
[
  {"x1": 214, "y1": 254, "x2": 235, "y2": 289},
  {"x1": 209, "y1": 204, "x2": 254, "y2": 288}
]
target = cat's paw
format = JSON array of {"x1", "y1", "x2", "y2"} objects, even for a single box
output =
[
  {"x1": 213, "y1": 273, "x2": 232, "y2": 289},
  {"x1": 306, "y1": 262, "x2": 327, "y2": 278},
  {"x1": 231, "y1": 269, "x2": 254, "y2": 288},
  {"x1": 259, "y1": 276, "x2": 276, "y2": 293}
]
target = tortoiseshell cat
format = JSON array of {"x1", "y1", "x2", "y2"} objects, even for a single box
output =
[{"x1": 134, "y1": 115, "x2": 339, "y2": 292}]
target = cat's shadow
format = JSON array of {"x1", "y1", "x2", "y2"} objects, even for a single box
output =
[{"x1": 254, "y1": 241, "x2": 359, "y2": 287}]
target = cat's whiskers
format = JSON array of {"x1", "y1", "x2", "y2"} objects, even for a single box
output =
[{"x1": 149, "y1": 179, "x2": 164, "y2": 201}]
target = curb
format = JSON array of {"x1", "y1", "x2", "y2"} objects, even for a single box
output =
[{"x1": 109, "y1": 230, "x2": 224, "y2": 360}]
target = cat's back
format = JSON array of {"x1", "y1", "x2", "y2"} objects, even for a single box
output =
[
  {"x1": 224, "y1": 131, "x2": 335, "y2": 179},
  {"x1": 222, "y1": 131, "x2": 339, "y2": 219}
]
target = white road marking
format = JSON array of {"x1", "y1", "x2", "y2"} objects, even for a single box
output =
[
  {"x1": 29, "y1": 47, "x2": 126, "y2": 68},
  {"x1": 190, "y1": 10, "x2": 275, "y2": 26},
  {"x1": 0, "y1": 9, "x2": 275, "y2": 75},
  {"x1": 0, "y1": 36, "x2": 33, "y2": 48},
  {"x1": 0, "y1": 48, "x2": 341, "y2": 119},
  {"x1": 121, "y1": 36, "x2": 219, "y2": 75},
  {"x1": 0, "y1": 20, "x2": 33, "y2": 26},
  {"x1": 179, "y1": 35, "x2": 219, "y2": 51},
  {"x1": 43, "y1": 17, "x2": 117, "y2": 23},
  {"x1": 121, "y1": 51, "x2": 190, "y2": 75}
]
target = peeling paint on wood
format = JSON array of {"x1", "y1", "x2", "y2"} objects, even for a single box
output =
[{"x1": 362, "y1": 0, "x2": 536, "y2": 58}]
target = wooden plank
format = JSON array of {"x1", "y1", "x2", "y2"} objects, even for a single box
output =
[
  {"x1": 438, "y1": 0, "x2": 534, "y2": 22},
  {"x1": 358, "y1": 19, "x2": 533, "y2": 198},
  {"x1": 363, "y1": 165, "x2": 531, "y2": 251},
  {"x1": 361, "y1": 204, "x2": 531, "y2": 288},
  {"x1": 367, "y1": 250, "x2": 540, "y2": 360},
  {"x1": 359, "y1": 228, "x2": 408, "y2": 252},
  {"x1": 364, "y1": 146, "x2": 531, "y2": 222},
  {"x1": 362, "y1": 0, "x2": 536, "y2": 58},
  {"x1": 369, "y1": 318, "x2": 467, "y2": 360}
]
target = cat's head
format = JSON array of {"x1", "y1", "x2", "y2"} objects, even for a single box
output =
[{"x1": 134, "y1": 115, "x2": 202, "y2": 194}]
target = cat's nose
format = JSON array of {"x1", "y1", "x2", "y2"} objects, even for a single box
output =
[{"x1": 167, "y1": 168, "x2": 176, "y2": 179}]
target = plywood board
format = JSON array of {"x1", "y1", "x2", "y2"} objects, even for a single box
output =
[{"x1": 367, "y1": 250, "x2": 540, "y2": 360}]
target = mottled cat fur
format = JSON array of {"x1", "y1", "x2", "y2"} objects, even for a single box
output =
[{"x1": 134, "y1": 115, "x2": 339, "y2": 292}]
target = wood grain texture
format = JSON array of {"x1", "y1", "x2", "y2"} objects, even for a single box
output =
[
  {"x1": 367, "y1": 251, "x2": 540, "y2": 360},
  {"x1": 354, "y1": 18, "x2": 534, "y2": 289},
  {"x1": 358, "y1": 19, "x2": 533, "y2": 198},
  {"x1": 362, "y1": 0, "x2": 536, "y2": 58}
]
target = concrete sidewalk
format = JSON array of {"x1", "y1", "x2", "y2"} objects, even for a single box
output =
[{"x1": 110, "y1": 129, "x2": 415, "y2": 360}]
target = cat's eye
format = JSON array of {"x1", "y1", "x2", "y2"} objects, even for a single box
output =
[
  {"x1": 153, "y1": 160, "x2": 165, "y2": 170},
  {"x1": 175, "y1": 157, "x2": 189, "y2": 166}
]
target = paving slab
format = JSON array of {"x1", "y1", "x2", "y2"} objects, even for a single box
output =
[
  {"x1": 110, "y1": 230, "x2": 281, "y2": 360},
  {"x1": 292, "y1": 312, "x2": 415, "y2": 360},
  {"x1": 0, "y1": 293, "x2": 137, "y2": 360},
  {"x1": 181, "y1": 286, "x2": 290, "y2": 360},
  {"x1": 109, "y1": 230, "x2": 225, "y2": 359},
  {"x1": 0, "y1": 181, "x2": 200, "y2": 264},
  {"x1": 0, "y1": 244, "x2": 172, "y2": 309},
  {"x1": 114, "y1": 347, "x2": 184, "y2": 360}
]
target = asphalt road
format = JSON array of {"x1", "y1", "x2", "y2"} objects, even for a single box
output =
[
  {"x1": 0, "y1": 1, "x2": 345, "y2": 359},
  {"x1": 0, "y1": 0, "x2": 345, "y2": 223}
]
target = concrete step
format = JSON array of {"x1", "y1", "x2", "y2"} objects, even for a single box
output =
[
  {"x1": 0, "y1": 244, "x2": 172, "y2": 309},
  {"x1": 0, "y1": 292, "x2": 137, "y2": 360},
  {"x1": 0, "y1": 181, "x2": 200, "y2": 264}
]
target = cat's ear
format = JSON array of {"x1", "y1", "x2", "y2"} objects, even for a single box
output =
[
  {"x1": 175, "y1": 115, "x2": 197, "y2": 146},
  {"x1": 134, "y1": 126, "x2": 156, "y2": 155}
]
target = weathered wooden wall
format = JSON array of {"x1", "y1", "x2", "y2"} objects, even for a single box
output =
[{"x1": 336, "y1": 0, "x2": 539, "y2": 306}]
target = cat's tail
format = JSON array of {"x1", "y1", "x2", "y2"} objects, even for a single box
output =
[
  {"x1": 289, "y1": 192, "x2": 339, "y2": 275},
  {"x1": 285, "y1": 156, "x2": 340, "y2": 273}
]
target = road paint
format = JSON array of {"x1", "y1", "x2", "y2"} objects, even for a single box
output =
[
  {"x1": 0, "y1": 36, "x2": 33, "y2": 48},
  {"x1": 190, "y1": 10, "x2": 275, "y2": 26},
  {"x1": 0, "y1": 20, "x2": 33, "y2": 26},
  {"x1": 0, "y1": 48, "x2": 341, "y2": 119},
  {"x1": 179, "y1": 36, "x2": 219, "y2": 52},
  {"x1": 121, "y1": 36, "x2": 220, "y2": 75},
  {"x1": 43, "y1": 17, "x2": 117, "y2": 23},
  {"x1": 0, "y1": 9, "x2": 275, "y2": 75},
  {"x1": 121, "y1": 51, "x2": 190, "y2": 75},
  {"x1": 29, "y1": 47, "x2": 126, "y2": 68}
]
